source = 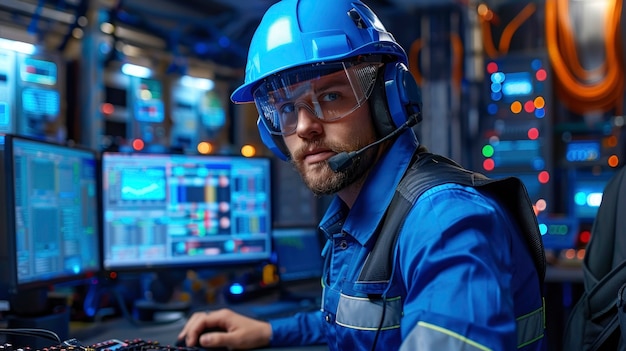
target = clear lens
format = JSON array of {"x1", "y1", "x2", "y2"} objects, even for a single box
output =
[{"x1": 254, "y1": 61, "x2": 381, "y2": 135}]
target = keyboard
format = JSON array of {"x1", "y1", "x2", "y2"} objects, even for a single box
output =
[{"x1": 2, "y1": 337, "x2": 225, "y2": 351}]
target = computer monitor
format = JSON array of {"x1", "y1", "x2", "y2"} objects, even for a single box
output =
[
  {"x1": 0, "y1": 134, "x2": 100, "y2": 310},
  {"x1": 100, "y1": 152, "x2": 272, "y2": 272},
  {"x1": 272, "y1": 227, "x2": 324, "y2": 284}
]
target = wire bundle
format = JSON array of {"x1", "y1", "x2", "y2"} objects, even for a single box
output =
[
  {"x1": 545, "y1": 0, "x2": 625, "y2": 115},
  {"x1": 0, "y1": 327, "x2": 62, "y2": 345}
]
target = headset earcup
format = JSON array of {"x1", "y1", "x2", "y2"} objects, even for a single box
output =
[
  {"x1": 257, "y1": 116, "x2": 290, "y2": 161},
  {"x1": 383, "y1": 62, "x2": 423, "y2": 129}
]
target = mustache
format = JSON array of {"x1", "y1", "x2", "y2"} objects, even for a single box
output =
[{"x1": 292, "y1": 139, "x2": 344, "y2": 162}]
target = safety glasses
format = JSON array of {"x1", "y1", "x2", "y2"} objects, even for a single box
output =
[{"x1": 253, "y1": 60, "x2": 382, "y2": 136}]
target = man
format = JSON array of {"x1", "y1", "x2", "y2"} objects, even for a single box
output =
[{"x1": 177, "y1": 0, "x2": 546, "y2": 350}]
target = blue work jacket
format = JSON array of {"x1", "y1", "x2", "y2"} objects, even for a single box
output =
[{"x1": 270, "y1": 132, "x2": 546, "y2": 350}]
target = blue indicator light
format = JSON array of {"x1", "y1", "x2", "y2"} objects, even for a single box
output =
[
  {"x1": 491, "y1": 92, "x2": 502, "y2": 101},
  {"x1": 487, "y1": 103, "x2": 498, "y2": 115},
  {"x1": 531, "y1": 59, "x2": 542, "y2": 71},
  {"x1": 535, "y1": 108, "x2": 545, "y2": 118},
  {"x1": 229, "y1": 283, "x2": 244, "y2": 295},
  {"x1": 491, "y1": 72, "x2": 505, "y2": 83},
  {"x1": 574, "y1": 192, "x2": 587, "y2": 206},
  {"x1": 538, "y1": 223, "x2": 547, "y2": 235}
]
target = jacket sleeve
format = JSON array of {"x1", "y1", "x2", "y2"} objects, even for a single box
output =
[
  {"x1": 269, "y1": 310, "x2": 326, "y2": 347},
  {"x1": 396, "y1": 183, "x2": 531, "y2": 351}
]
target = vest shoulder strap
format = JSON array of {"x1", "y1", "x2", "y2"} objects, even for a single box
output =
[{"x1": 357, "y1": 153, "x2": 546, "y2": 289}]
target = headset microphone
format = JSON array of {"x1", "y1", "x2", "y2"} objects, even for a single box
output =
[{"x1": 328, "y1": 112, "x2": 421, "y2": 172}]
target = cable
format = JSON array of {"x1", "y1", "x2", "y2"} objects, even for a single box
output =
[
  {"x1": 545, "y1": 0, "x2": 624, "y2": 114},
  {"x1": 498, "y1": 3, "x2": 536, "y2": 54},
  {"x1": 478, "y1": 3, "x2": 537, "y2": 58},
  {"x1": 368, "y1": 295, "x2": 387, "y2": 351},
  {"x1": 0, "y1": 328, "x2": 62, "y2": 345},
  {"x1": 408, "y1": 33, "x2": 463, "y2": 90}
]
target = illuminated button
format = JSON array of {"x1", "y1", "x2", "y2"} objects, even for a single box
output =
[
  {"x1": 524, "y1": 100, "x2": 535, "y2": 113},
  {"x1": 510, "y1": 101, "x2": 522, "y2": 114}
]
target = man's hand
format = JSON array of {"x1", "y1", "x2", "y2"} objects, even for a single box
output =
[{"x1": 177, "y1": 308, "x2": 272, "y2": 350}]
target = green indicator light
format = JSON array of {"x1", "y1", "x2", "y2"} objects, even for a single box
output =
[{"x1": 482, "y1": 145, "x2": 495, "y2": 158}]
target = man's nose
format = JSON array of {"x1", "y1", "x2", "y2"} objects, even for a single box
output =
[{"x1": 294, "y1": 103, "x2": 323, "y2": 136}]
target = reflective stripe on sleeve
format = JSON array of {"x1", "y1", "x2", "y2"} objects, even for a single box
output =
[
  {"x1": 399, "y1": 305, "x2": 545, "y2": 351},
  {"x1": 399, "y1": 321, "x2": 492, "y2": 351}
]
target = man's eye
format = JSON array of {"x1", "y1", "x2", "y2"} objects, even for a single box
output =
[
  {"x1": 320, "y1": 92, "x2": 340, "y2": 102},
  {"x1": 279, "y1": 103, "x2": 296, "y2": 114}
]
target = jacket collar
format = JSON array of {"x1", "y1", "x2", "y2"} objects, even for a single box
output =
[{"x1": 319, "y1": 133, "x2": 418, "y2": 246}]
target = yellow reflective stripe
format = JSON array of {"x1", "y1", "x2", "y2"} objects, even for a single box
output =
[
  {"x1": 416, "y1": 321, "x2": 492, "y2": 351},
  {"x1": 516, "y1": 305, "x2": 545, "y2": 348}
]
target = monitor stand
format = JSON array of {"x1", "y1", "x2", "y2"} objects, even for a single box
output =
[
  {"x1": 134, "y1": 298, "x2": 191, "y2": 323},
  {"x1": 133, "y1": 271, "x2": 191, "y2": 323},
  {"x1": 7, "y1": 288, "x2": 70, "y2": 349}
]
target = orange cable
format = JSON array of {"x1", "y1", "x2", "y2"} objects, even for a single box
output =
[
  {"x1": 546, "y1": 0, "x2": 623, "y2": 111},
  {"x1": 478, "y1": 2, "x2": 537, "y2": 57},
  {"x1": 556, "y1": 0, "x2": 606, "y2": 80},
  {"x1": 408, "y1": 38, "x2": 424, "y2": 86},
  {"x1": 451, "y1": 33, "x2": 464, "y2": 91},
  {"x1": 479, "y1": 15, "x2": 500, "y2": 59},
  {"x1": 408, "y1": 34, "x2": 463, "y2": 92},
  {"x1": 498, "y1": 3, "x2": 537, "y2": 54}
]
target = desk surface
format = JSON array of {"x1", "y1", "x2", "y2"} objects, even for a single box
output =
[
  {"x1": 70, "y1": 280, "x2": 327, "y2": 351},
  {"x1": 71, "y1": 316, "x2": 327, "y2": 351}
]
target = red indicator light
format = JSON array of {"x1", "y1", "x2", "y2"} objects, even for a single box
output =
[
  {"x1": 524, "y1": 100, "x2": 535, "y2": 113},
  {"x1": 487, "y1": 62, "x2": 499, "y2": 74},
  {"x1": 536, "y1": 69, "x2": 547, "y2": 81},
  {"x1": 483, "y1": 158, "x2": 495, "y2": 171},
  {"x1": 528, "y1": 128, "x2": 539, "y2": 140},
  {"x1": 579, "y1": 230, "x2": 591, "y2": 244},
  {"x1": 101, "y1": 103, "x2": 114, "y2": 115},
  {"x1": 538, "y1": 171, "x2": 550, "y2": 184},
  {"x1": 132, "y1": 139, "x2": 145, "y2": 151}
]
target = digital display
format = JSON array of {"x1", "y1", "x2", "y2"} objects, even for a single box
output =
[
  {"x1": 537, "y1": 216, "x2": 579, "y2": 250},
  {"x1": 566, "y1": 140, "x2": 601, "y2": 162},
  {"x1": 101, "y1": 153, "x2": 273, "y2": 271},
  {"x1": 0, "y1": 135, "x2": 100, "y2": 292},
  {"x1": 569, "y1": 170, "x2": 614, "y2": 220},
  {"x1": 502, "y1": 72, "x2": 533, "y2": 97},
  {"x1": 22, "y1": 88, "x2": 60, "y2": 116},
  {"x1": 491, "y1": 139, "x2": 544, "y2": 169},
  {"x1": 19, "y1": 57, "x2": 57, "y2": 86},
  {"x1": 135, "y1": 100, "x2": 164, "y2": 122}
]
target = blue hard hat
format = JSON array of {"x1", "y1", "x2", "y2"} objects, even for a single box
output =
[{"x1": 230, "y1": 0, "x2": 408, "y2": 104}]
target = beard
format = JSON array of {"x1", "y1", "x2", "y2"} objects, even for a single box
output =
[{"x1": 290, "y1": 137, "x2": 378, "y2": 196}]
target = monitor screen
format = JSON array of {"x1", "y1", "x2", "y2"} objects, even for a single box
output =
[
  {"x1": 101, "y1": 152, "x2": 272, "y2": 271},
  {"x1": 0, "y1": 134, "x2": 100, "y2": 295},
  {"x1": 272, "y1": 227, "x2": 324, "y2": 283}
]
